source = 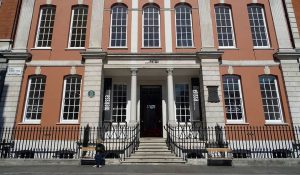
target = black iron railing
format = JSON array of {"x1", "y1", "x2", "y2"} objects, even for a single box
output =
[
  {"x1": 0, "y1": 123, "x2": 140, "y2": 160},
  {"x1": 165, "y1": 123, "x2": 300, "y2": 160}
]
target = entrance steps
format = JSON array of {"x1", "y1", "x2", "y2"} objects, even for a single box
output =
[{"x1": 121, "y1": 138, "x2": 185, "y2": 165}]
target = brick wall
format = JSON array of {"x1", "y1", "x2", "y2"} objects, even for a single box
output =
[
  {"x1": 293, "y1": 0, "x2": 300, "y2": 34},
  {"x1": 0, "y1": 0, "x2": 20, "y2": 39}
]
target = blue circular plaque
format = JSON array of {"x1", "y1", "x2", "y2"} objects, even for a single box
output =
[{"x1": 88, "y1": 90, "x2": 95, "y2": 98}]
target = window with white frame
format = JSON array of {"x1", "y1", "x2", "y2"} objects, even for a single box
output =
[
  {"x1": 248, "y1": 5, "x2": 270, "y2": 48},
  {"x1": 35, "y1": 6, "x2": 56, "y2": 48},
  {"x1": 175, "y1": 4, "x2": 193, "y2": 47},
  {"x1": 60, "y1": 75, "x2": 82, "y2": 123},
  {"x1": 112, "y1": 84, "x2": 127, "y2": 123},
  {"x1": 110, "y1": 5, "x2": 127, "y2": 47},
  {"x1": 68, "y1": 6, "x2": 88, "y2": 48},
  {"x1": 143, "y1": 5, "x2": 160, "y2": 47},
  {"x1": 259, "y1": 75, "x2": 283, "y2": 122},
  {"x1": 222, "y1": 75, "x2": 245, "y2": 122},
  {"x1": 215, "y1": 5, "x2": 235, "y2": 48},
  {"x1": 23, "y1": 76, "x2": 46, "y2": 123},
  {"x1": 175, "y1": 84, "x2": 191, "y2": 123}
]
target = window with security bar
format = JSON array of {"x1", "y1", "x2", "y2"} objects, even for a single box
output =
[
  {"x1": 112, "y1": 84, "x2": 127, "y2": 123},
  {"x1": 175, "y1": 84, "x2": 191, "y2": 123},
  {"x1": 223, "y1": 75, "x2": 245, "y2": 122},
  {"x1": 35, "y1": 6, "x2": 56, "y2": 48},
  {"x1": 248, "y1": 5, "x2": 270, "y2": 48},
  {"x1": 23, "y1": 76, "x2": 46, "y2": 123},
  {"x1": 175, "y1": 4, "x2": 194, "y2": 47},
  {"x1": 68, "y1": 6, "x2": 88, "y2": 48},
  {"x1": 143, "y1": 5, "x2": 160, "y2": 47},
  {"x1": 110, "y1": 5, "x2": 128, "y2": 47},
  {"x1": 60, "y1": 75, "x2": 82, "y2": 123},
  {"x1": 215, "y1": 5, "x2": 236, "y2": 48},
  {"x1": 259, "y1": 75, "x2": 283, "y2": 123}
]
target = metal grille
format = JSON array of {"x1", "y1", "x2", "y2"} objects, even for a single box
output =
[
  {"x1": 35, "y1": 6, "x2": 56, "y2": 48},
  {"x1": 68, "y1": 6, "x2": 88, "y2": 48},
  {"x1": 215, "y1": 5, "x2": 235, "y2": 48},
  {"x1": 248, "y1": 5, "x2": 269, "y2": 47},
  {"x1": 61, "y1": 75, "x2": 82, "y2": 122},
  {"x1": 175, "y1": 4, "x2": 193, "y2": 47},
  {"x1": 23, "y1": 76, "x2": 46, "y2": 122},
  {"x1": 259, "y1": 76, "x2": 283, "y2": 122},
  {"x1": 110, "y1": 5, "x2": 127, "y2": 47},
  {"x1": 175, "y1": 84, "x2": 191, "y2": 123},
  {"x1": 223, "y1": 75, "x2": 244, "y2": 121},
  {"x1": 112, "y1": 84, "x2": 127, "y2": 123},
  {"x1": 143, "y1": 5, "x2": 160, "y2": 47}
]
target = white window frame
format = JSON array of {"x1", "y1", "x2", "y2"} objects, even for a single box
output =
[
  {"x1": 259, "y1": 76, "x2": 284, "y2": 124},
  {"x1": 175, "y1": 4, "x2": 194, "y2": 48},
  {"x1": 175, "y1": 83, "x2": 192, "y2": 123},
  {"x1": 35, "y1": 6, "x2": 56, "y2": 49},
  {"x1": 22, "y1": 76, "x2": 46, "y2": 124},
  {"x1": 248, "y1": 5, "x2": 270, "y2": 48},
  {"x1": 111, "y1": 83, "x2": 127, "y2": 123},
  {"x1": 109, "y1": 5, "x2": 128, "y2": 48},
  {"x1": 214, "y1": 5, "x2": 236, "y2": 49},
  {"x1": 142, "y1": 5, "x2": 161, "y2": 48},
  {"x1": 60, "y1": 75, "x2": 82, "y2": 124},
  {"x1": 222, "y1": 75, "x2": 246, "y2": 124},
  {"x1": 67, "y1": 6, "x2": 88, "y2": 49}
]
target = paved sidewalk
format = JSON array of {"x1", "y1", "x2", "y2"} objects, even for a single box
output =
[{"x1": 0, "y1": 165, "x2": 300, "y2": 175}]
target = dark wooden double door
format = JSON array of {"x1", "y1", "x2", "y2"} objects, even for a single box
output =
[{"x1": 140, "y1": 85, "x2": 163, "y2": 137}]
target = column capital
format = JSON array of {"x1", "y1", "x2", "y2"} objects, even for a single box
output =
[
  {"x1": 166, "y1": 68, "x2": 173, "y2": 75},
  {"x1": 131, "y1": 68, "x2": 138, "y2": 75}
]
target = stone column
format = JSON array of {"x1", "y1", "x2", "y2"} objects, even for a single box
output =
[
  {"x1": 167, "y1": 68, "x2": 176, "y2": 124},
  {"x1": 131, "y1": 0, "x2": 139, "y2": 53},
  {"x1": 80, "y1": 52, "x2": 106, "y2": 127},
  {"x1": 13, "y1": 0, "x2": 35, "y2": 52},
  {"x1": 130, "y1": 68, "x2": 138, "y2": 123},
  {"x1": 88, "y1": 0, "x2": 104, "y2": 51},
  {"x1": 269, "y1": 0, "x2": 293, "y2": 51},
  {"x1": 0, "y1": 59, "x2": 26, "y2": 127},
  {"x1": 200, "y1": 59, "x2": 225, "y2": 127},
  {"x1": 198, "y1": 0, "x2": 216, "y2": 50}
]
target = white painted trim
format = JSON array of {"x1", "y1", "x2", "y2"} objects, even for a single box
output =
[
  {"x1": 26, "y1": 61, "x2": 83, "y2": 67},
  {"x1": 221, "y1": 60, "x2": 279, "y2": 66}
]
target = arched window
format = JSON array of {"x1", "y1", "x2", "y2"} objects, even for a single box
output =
[
  {"x1": 222, "y1": 75, "x2": 245, "y2": 122},
  {"x1": 214, "y1": 5, "x2": 235, "y2": 48},
  {"x1": 175, "y1": 4, "x2": 193, "y2": 47},
  {"x1": 110, "y1": 4, "x2": 128, "y2": 47},
  {"x1": 35, "y1": 6, "x2": 56, "y2": 48},
  {"x1": 60, "y1": 75, "x2": 82, "y2": 123},
  {"x1": 143, "y1": 5, "x2": 160, "y2": 47},
  {"x1": 23, "y1": 75, "x2": 47, "y2": 123},
  {"x1": 68, "y1": 5, "x2": 88, "y2": 48},
  {"x1": 247, "y1": 5, "x2": 270, "y2": 48},
  {"x1": 259, "y1": 75, "x2": 283, "y2": 123}
]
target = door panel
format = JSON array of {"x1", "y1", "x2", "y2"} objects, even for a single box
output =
[{"x1": 140, "y1": 85, "x2": 162, "y2": 137}]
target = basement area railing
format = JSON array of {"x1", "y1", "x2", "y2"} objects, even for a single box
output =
[
  {"x1": 165, "y1": 123, "x2": 300, "y2": 161},
  {"x1": 0, "y1": 122, "x2": 140, "y2": 161}
]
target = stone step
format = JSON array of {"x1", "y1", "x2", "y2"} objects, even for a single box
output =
[
  {"x1": 133, "y1": 152, "x2": 175, "y2": 156},
  {"x1": 128, "y1": 156, "x2": 180, "y2": 159},
  {"x1": 121, "y1": 159, "x2": 186, "y2": 164},
  {"x1": 135, "y1": 149, "x2": 171, "y2": 152},
  {"x1": 138, "y1": 146, "x2": 169, "y2": 150},
  {"x1": 139, "y1": 138, "x2": 166, "y2": 143}
]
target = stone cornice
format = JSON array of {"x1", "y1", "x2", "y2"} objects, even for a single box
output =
[
  {"x1": 0, "y1": 51, "x2": 31, "y2": 62},
  {"x1": 106, "y1": 53, "x2": 197, "y2": 60},
  {"x1": 274, "y1": 51, "x2": 300, "y2": 60},
  {"x1": 196, "y1": 50, "x2": 224, "y2": 60},
  {"x1": 80, "y1": 51, "x2": 107, "y2": 62}
]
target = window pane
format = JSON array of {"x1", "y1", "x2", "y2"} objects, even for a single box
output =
[
  {"x1": 175, "y1": 84, "x2": 191, "y2": 123},
  {"x1": 23, "y1": 76, "x2": 47, "y2": 121},
  {"x1": 175, "y1": 5, "x2": 193, "y2": 47},
  {"x1": 214, "y1": 6, "x2": 235, "y2": 48},
  {"x1": 248, "y1": 6, "x2": 269, "y2": 47},
  {"x1": 36, "y1": 7, "x2": 56, "y2": 47},
  {"x1": 143, "y1": 6, "x2": 160, "y2": 47},
  {"x1": 112, "y1": 84, "x2": 127, "y2": 123},
  {"x1": 69, "y1": 6, "x2": 88, "y2": 48},
  {"x1": 222, "y1": 75, "x2": 244, "y2": 121},
  {"x1": 110, "y1": 5, "x2": 128, "y2": 47}
]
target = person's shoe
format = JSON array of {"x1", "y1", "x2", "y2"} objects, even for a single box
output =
[
  {"x1": 99, "y1": 165, "x2": 102, "y2": 168},
  {"x1": 93, "y1": 165, "x2": 97, "y2": 168}
]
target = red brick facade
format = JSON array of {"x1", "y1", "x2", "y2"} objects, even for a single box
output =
[
  {"x1": 0, "y1": 0, "x2": 21, "y2": 40},
  {"x1": 292, "y1": 0, "x2": 300, "y2": 33}
]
